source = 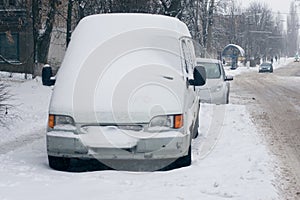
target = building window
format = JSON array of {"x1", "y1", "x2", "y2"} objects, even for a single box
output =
[
  {"x1": 0, "y1": 0, "x2": 16, "y2": 7},
  {"x1": 0, "y1": 32, "x2": 19, "y2": 62},
  {"x1": 9, "y1": 0, "x2": 15, "y2": 6}
]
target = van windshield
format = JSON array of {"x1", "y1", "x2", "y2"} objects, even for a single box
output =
[{"x1": 197, "y1": 62, "x2": 221, "y2": 79}]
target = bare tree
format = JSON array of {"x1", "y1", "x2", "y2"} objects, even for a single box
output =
[
  {"x1": 161, "y1": 0, "x2": 182, "y2": 17},
  {"x1": 43, "y1": 0, "x2": 282, "y2": 62},
  {"x1": 32, "y1": 0, "x2": 59, "y2": 74},
  {"x1": 269, "y1": 11, "x2": 285, "y2": 57},
  {"x1": 287, "y1": 1, "x2": 299, "y2": 56},
  {"x1": 246, "y1": 2, "x2": 274, "y2": 60}
]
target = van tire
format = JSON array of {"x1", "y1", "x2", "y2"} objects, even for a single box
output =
[
  {"x1": 175, "y1": 146, "x2": 191, "y2": 168},
  {"x1": 48, "y1": 156, "x2": 70, "y2": 171}
]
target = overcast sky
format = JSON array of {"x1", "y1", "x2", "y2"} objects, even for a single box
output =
[{"x1": 238, "y1": 0, "x2": 293, "y2": 14}]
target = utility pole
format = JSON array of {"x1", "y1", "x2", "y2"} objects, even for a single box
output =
[
  {"x1": 206, "y1": 0, "x2": 215, "y2": 54},
  {"x1": 66, "y1": 0, "x2": 73, "y2": 48}
]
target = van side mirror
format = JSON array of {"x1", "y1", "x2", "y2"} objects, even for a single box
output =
[
  {"x1": 42, "y1": 65, "x2": 56, "y2": 86},
  {"x1": 225, "y1": 75, "x2": 233, "y2": 81},
  {"x1": 189, "y1": 66, "x2": 206, "y2": 86}
]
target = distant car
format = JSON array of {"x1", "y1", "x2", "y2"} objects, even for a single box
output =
[
  {"x1": 196, "y1": 58, "x2": 233, "y2": 104},
  {"x1": 295, "y1": 56, "x2": 300, "y2": 62},
  {"x1": 259, "y1": 62, "x2": 273, "y2": 73}
]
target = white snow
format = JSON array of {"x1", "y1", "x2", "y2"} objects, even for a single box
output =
[
  {"x1": 50, "y1": 14, "x2": 192, "y2": 123},
  {"x1": 51, "y1": 14, "x2": 191, "y2": 124},
  {"x1": 0, "y1": 67, "x2": 283, "y2": 199},
  {"x1": 0, "y1": 77, "x2": 51, "y2": 150},
  {"x1": 224, "y1": 57, "x2": 293, "y2": 77}
]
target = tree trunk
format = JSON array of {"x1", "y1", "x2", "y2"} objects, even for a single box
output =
[
  {"x1": 201, "y1": 0, "x2": 208, "y2": 52},
  {"x1": 66, "y1": 0, "x2": 73, "y2": 47},
  {"x1": 32, "y1": 0, "x2": 40, "y2": 64},
  {"x1": 32, "y1": 0, "x2": 57, "y2": 76},
  {"x1": 37, "y1": 0, "x2": 56, "y2": 63},
  {"x1": 206, "y1": 0, "x2": 214, "y2": 54}
]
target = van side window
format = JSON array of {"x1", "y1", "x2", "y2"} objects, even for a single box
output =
[
  {"x1": 181, "y1": 40, "x2": 193, "y2": 75},
  {"x1": 186, "y1": 40, "x2": 196, "y2": 66},
  {"x1": 181, "y1": 40, "x2": 188, "y2": 73}
]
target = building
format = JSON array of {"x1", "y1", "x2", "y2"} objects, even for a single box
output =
[{"x1": 0, "y1": 0, "x2": 34, "y2": 74}]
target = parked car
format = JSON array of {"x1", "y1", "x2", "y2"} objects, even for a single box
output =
[
  {"x1": 295, "y1": 54, "x2": 300, "y2": 62},
  {"x1": 259, "y1": 62, "x2": 273, "y2": 73},
  {"x1": 196, "y1": 58, "x2": 233, "y2": 104},
  {"x1": 46, "y1": 13, "x2": 206, "y2": 171}
]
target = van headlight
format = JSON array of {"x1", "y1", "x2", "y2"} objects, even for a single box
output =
[
  {"x1": 48, "y1": 114, "x2": 76, "y2": 131},
  {"x1": 148, "y1": 114, "x2": 183, "y2": 131}
]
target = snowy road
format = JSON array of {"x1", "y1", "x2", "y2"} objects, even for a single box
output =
[
  {"x1": 0, "y1": 104, "x2": 277, "y2": 200},
  {"x1": 0, "y1": 70, "x2": 285, "y2": 199},
  {"x1": 231, "y1": 61, "x2": 300, "y2": 199}
]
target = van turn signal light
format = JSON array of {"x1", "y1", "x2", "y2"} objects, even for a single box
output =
[
  {"x1": 48, "y1": 114, "x2": 55, "y2": 128},
  {"x1": 174, "y1": 114, "x2": 183, "y2": 129}
]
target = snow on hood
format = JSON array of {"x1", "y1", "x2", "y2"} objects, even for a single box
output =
[{"x1": 198, "y1": 78, "x2": 223, "y2": 90}]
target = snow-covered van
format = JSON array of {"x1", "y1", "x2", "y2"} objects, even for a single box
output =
[{"x1": 47, "y1": 13, "x2": 206, "y2": 171}]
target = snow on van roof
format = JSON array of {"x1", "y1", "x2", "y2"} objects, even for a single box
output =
[
  {"x1": 67, "y1": 14, "x2": 190, "y2": 57},
  {"x1": 51, "y1": 14, "x2": 191, "y2": 121},
  {"x1": 58, "y1": 13, "x2": 191, "y2": 81},
  {"x1": 75, "y1": 13, "x2": 190, "y2": 39}
]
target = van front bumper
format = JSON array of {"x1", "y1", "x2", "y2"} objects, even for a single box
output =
[{"x1": 46, "y1": 128, "x2": 190, "y2": 160}]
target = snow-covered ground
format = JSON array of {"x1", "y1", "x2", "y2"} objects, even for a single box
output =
[
  {"x1": 0, "y1": 76, "x2": 51, "y2": 152},
  {"x1": 0, "y1": 61, "x2": 292, "y2": 199}
]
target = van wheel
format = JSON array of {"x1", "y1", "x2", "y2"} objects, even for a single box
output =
[
  {"x1": 175, "y1": 146, "x2": 191, "y2": 168},
  {"x1": 48, "y1": 156, "x2": 70, "y2": 171}
]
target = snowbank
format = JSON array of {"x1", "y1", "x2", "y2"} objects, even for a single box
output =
[{"x1": 0, "y1": 76, "x2": 52, "y2": 151}]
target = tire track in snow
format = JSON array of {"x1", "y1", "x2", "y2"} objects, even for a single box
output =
[
  {"x1": 231, "y1": 63, "x2": 300, "y2": 199},
  {"x1": 0, "y1": 128, "x2": 45, "y2": 154}
]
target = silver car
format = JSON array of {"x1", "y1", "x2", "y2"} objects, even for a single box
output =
[
  {"x1": 196, "y1": 58, "x2": 233, "y2": 104},
  {"x1": 259, "y1": 62, "x2": 273, "y2": 73}
]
